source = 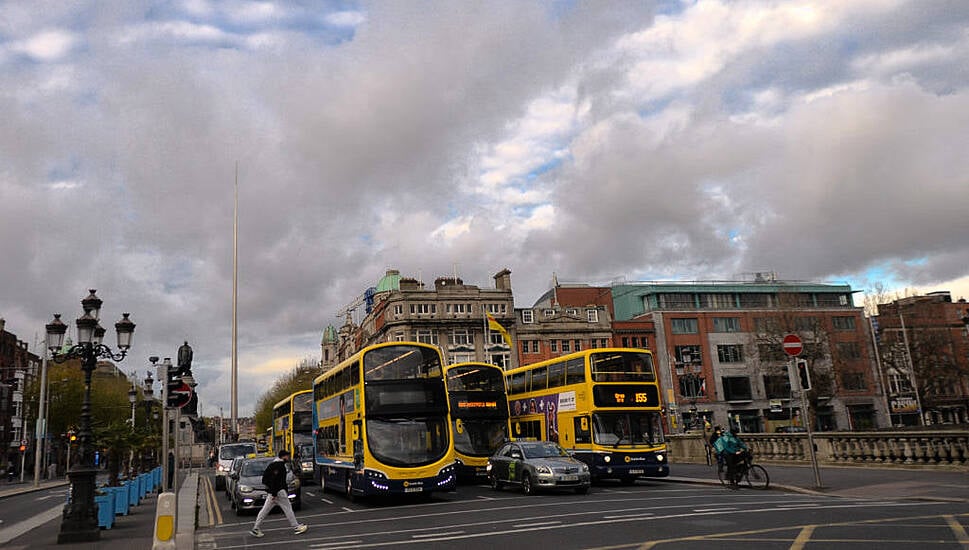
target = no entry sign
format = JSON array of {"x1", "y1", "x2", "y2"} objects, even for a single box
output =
[{"x1": 782, "y1": 334, "x2": 803, "y2": 356}]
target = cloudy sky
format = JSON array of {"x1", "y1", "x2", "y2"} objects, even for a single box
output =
[{"x1": 3, "y1": 0, "x2": 968, "y2": 417}]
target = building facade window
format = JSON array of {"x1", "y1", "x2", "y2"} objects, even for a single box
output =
[
  {"x1": 566, "y1": 308, "x2": 579, "y2": 316},
  {"x1": 393, "y1": 331, "x2": 405, "y2": 342},
  {"x1": 543, "y1": 308, "x2": 555, "y2": 318},
  {"x1": 841, "y1": 372, "x2": 867, "y2": 391},
  {"x1": 836, "y1": 341, "x2": 861, "y2": 360},
  {"x1": 587, "y1": 309, "x2": 599, "y2": 323},
  {"x1": 486, "y1": 303, "x2": 508, "y2": 314},
  {"x1": 658, "y1": 293, "x2": 695, "y2": 309},
  {"x1": 670, "y1": 318, "x2": 698, "y2": 334},
  {"x1": 716, "y1": 344, "x2": 744, "y2": 363},
  {"x1": 573, "y1": 340, "x2": 581, "y2": 351},
  {"x1": 449, "y1": 352, "x2": 474, "y2": 364},
  {"x1": 675, "y1": 345, "x2": 702, "y2": 364},
  {"x1": 447, "y1": 303, "x2": 473, "y2": 314},
  {"x1": 550, "y1": 340, "x2": 558, "y2": 352},
  {"x1": 393, "y1": 304, "x2": 404, "y2": 315},
  {"x1": 832, "y1": 316, "x2": 856, "y2": 331},
  {"x1": 722, "y1": 376, "x2": 752, "y2": 401},
  {"x1": 411, "y1": 303, "x2": 436, "y2": 315},
  {"x1": 416, "y1": 329, "x2": 438, "y2": 345},
  {"x1": 450, "y1": 329, "x2": 473, "y2": 346},
  {"x1": 561, "y1": 340, "x2": 571, "y2": 353},
  {"x1": 712, "y1": 317, "x2": 741, "y2": 332},
  {"x1": 703, "y1": 293, "x2": 737, "y2": 309},
  {"x1": 762, "y1": 375, "x2": 790, "y2": 399},
  {"x1": 521, "y1": 309, "x2": 534, "y2": 324}
]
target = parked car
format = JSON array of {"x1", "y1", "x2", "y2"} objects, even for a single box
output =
[
  {"x1": 225, "y1": 456, "x2": 246, "y2": 500},
  {"x1": 487, "y1": 441, "x2": 591, "y2": 495},
  {"x1": 214, "y1": 442, "x2": 257, "y2": 490},
  {"x1": 229, "y1": 457, "x2": 301, "y2": 515}
]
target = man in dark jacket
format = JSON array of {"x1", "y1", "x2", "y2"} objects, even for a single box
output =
[{"x1": 249, "y1": 450, "x2": 307, "y2": 538}]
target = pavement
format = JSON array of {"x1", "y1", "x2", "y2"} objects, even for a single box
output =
[
  {"x1": 0, "y1": 471, "x2": 196, "y2": 550},
  {"x1": 1, "y1": 462, "x2": 966, "y2": 549}
]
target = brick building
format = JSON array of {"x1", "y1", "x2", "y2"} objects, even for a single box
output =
[
  {"x1": 0, "y1": 319, "x2": 41, "y2": 468},
  {"x1": 874, "y1": 291, "x2": 969, "y2": 426},
  {"x1": 607, "y1": 276, "x2": 885, "y2": 433}
]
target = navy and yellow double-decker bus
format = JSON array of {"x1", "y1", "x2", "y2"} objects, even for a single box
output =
[
  {"x1": 272, "y1": 390, "x2": 314, "y2": 479},
  {"x1": 312, "y1": 342, "x2": 456, "y2": 499},
  {"x1": 505, "y1": 348, "x2": 668, "y2": 483},
  {"x1": 444, "y1": 362, "x2": 510, "y2": 481}
]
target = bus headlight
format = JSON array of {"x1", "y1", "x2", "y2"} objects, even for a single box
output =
[
  {"x1": 656, "y1": 454, "x2": 665, "y2": 462},
  {"x1": 604, "y1": 455, "x2": 612, "y2": 463}
]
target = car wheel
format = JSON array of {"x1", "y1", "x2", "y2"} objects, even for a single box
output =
[
  {"x1": 345, "y1": 473, "x2": 355, "y2": 502},
  {"x1": 490, "y1": 475, "x2": 503, "y2": 491},
  {"x1": 521, "y1": 474, "x2": 534, "y2": 496}
]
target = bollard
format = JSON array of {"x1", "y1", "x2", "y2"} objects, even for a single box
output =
[{"x1": 152, "y1": 492, "x2": 176, "y2": 550}]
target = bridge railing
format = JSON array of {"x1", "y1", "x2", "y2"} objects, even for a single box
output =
[{"x1": 668, "y1": 430, "x2": 969, "y2": 470}]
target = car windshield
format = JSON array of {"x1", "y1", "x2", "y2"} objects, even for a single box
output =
[
  {"x1": 220, "y1": 444, "x2": 256, "y2": 460},
  {"x1": 521, "y1": 443, "x2": 568, "y2": 458},
  {"x1": 241, "y1": 460, "x2": 272, "y2": 477}
]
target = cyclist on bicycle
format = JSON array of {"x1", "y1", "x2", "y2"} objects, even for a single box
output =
[{"x1": 713, "y1": 428, "x2": 748, "y2": 487}]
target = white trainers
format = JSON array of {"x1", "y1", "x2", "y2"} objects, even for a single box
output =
[
  {"x1": 294, "y1": 524, "x2": 308, "y2": 535},
  {"x1": 249, "y1": 528, "x2": 264, "y2": 538}
]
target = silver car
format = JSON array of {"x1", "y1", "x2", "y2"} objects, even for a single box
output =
[
  {"x1": 487, "y1": 441, "x2": 591, "y2": 495},
  {"x1": 229, "y1": 457, "x2": 301, "y2": 515}
]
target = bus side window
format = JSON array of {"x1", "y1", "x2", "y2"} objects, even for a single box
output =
[
  {"x1": 574, "y1": 416, "x2": 591, "y2": 444},
  {"x1": 566, "y1": 358, "x2": 586, "y2": 385}
]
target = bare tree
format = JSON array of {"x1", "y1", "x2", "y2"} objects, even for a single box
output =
[{"x1": 254, "y1": 357, "x2": 321, "y2": 432}]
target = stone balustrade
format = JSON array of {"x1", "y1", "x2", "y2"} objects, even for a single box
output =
[{"x1": 668, "y1": 430, "x2": 969, "y2": 470}]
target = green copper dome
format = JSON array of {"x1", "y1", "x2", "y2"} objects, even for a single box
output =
[
  {"x1": 376, "y1": 269, "x2": 401, "y2": 292},
  {"x1": 321, "y1": 325, "x2": 338, "y2": 344}
]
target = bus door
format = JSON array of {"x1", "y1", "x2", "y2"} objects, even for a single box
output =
[{"x1": 512, "y1": 416, "x2": 544, "y2": 441}]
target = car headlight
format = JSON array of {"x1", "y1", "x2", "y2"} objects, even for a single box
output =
[
  {"x1": 578, "y1": 463, "x2": 589, "y2": 472},
  {"x1": 486, "y1": 463, "x2": 493, "y2": 472},
  {"x1": 301, "y1": 461, "x2": 313, "y2": 470},
  {"x1": 239, "y1": 484, "x2": 253, "y2": 494},
  {"x1": 537, "y1": 465, "x2": 553, "y2": 475}
]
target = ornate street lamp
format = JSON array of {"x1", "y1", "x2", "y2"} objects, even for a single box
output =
[{"x1": 46, "y1": 290, "x2": 135, "y2": 544}]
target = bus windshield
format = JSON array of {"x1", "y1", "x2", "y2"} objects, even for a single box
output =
[
  {"x1": 366, "y1": 417, "x2": 450, "y2": 467},
  {"x1": 590, "y1": 351, "x2": 656, "y2": 382},
  {"x1": 592, "y1": 412, "x2": 665, "y2": 447},
  {"x1": 452, "y1": 418, "x2": 507, "y2": 457},
  {"x1": 364, "y1": 345, "x2": 443, "y2": 381}
]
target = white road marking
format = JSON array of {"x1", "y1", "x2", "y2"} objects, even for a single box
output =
[
  {"x1": 412, "y1": 531, "x2": 465, "y2": 538},
  {"x1": 513, "y1": 521, "x2": 561, "y2": 528},
  {"x1": 0, "y1": 504, "x2": 63, "y2": 545}
]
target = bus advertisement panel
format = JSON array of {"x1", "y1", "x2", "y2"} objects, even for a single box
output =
[
  {"x1": 312, "y1": 342, "x2": 457, "y2": 499},
  {"x1": 445, "y1": 362, "x2": 510, "y2": 481},
  {"x1": 506, "y1": 348, "x2": 668, "y2": 483}
]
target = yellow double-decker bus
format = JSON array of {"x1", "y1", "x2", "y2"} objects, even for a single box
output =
[
  {"x1": 505, "y1": 348, "x2": 668, "y2": 483},
  {"x1": 272, "y1": 390, "x2": 315, "y2": 479},
  {"x1": 445, "y1": 362, "x2": 510, "y2": 481},
  {"x1": 312, "y1": 342, "x2": 456, "y2": 499}
]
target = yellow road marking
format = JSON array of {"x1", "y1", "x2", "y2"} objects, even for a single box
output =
[
  {"x1": 202, "y1": 475, "x2": 223, "y2": 526},
  {"x1": 944, "y1": 515, "x2": 969, "y2": 546},
  {"x1": 790, "y1": 525, "x2": 815, "y2": 550}
]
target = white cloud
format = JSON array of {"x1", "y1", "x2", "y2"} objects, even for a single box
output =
[
  {"x1": 13, "y1": 29, "x2": 77, "y2": 62},
  {"x1": 326, "y1": 11, "x2": 367, "y2": 28}
]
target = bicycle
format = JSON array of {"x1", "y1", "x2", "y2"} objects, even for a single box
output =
[{"x1": 716, "y1": 451, "x2": 769, "y2": 489}]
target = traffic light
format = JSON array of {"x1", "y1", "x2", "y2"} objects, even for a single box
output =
[
  {"x1": 166, "y1": 357, "x2": 182, "y2": 400},
  {"x1": 796, "y1": 359, "x2": 812, "y2": 391}
]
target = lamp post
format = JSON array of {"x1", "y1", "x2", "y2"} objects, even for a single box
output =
[
  {"x1": 45, "y1": 290, "x2": 135, "y2": 544},
  {"x1": 128, "y1": 383, "x2": 137, "y2": 429}
]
